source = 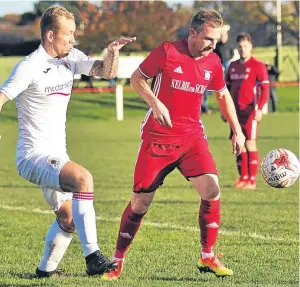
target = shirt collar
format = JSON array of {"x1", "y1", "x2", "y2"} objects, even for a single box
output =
[{"x1": 37, "y1": 44, "x2": 59, "y2": 60}]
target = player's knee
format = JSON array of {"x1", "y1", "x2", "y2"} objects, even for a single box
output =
[
  {"x1": 57, "y1": 216, "x2": 75, "y2": 233},
  {"x1": 131, "y1": 190, "x2": 154, "y2": 213},
  {"x1": 204, "y1": 182, "x2": 220, "y2": 200},
  {"x1": 138, "y1": 196, "x2": 153, "y2": 210},
  {"x1": 74, "y1": 169, "x2": 94, "y2": 193},
  {"x1": 245, "y1": 140, "x2": 256, "y2": 151}
]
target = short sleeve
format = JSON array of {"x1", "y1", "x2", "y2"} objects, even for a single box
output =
[
  {"x1": 139, "y1": 43, "x2": 167, "y2": 79},
  {"x1": 257, "y1": 62, "x2": 269, "y2": 85},
  {"x1": 0, "y1": 60, "x2": 33, "y2": 100},
  {"x1": 73, "y1": 49, "x2": 95, "y2": 75},
  {"x1": 206, "y1": 57, "x2": 226, "y2": 92}
]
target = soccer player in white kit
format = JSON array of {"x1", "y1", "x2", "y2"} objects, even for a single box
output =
[{"x1": 0, "y1": 6, "x2": 136, "y2": 277}]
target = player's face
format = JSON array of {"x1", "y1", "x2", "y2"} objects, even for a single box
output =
[
  {"x1": 237, "y1": 40, "x2": 252, "y2": 60},
  {"x1": 53, "y1": 17, "x2": 76, "y2": 58},
  {"x1": 189, "y1": 25, "x2": 221, "y2": 57}
]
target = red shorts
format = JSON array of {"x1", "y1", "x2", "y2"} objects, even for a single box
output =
[
  {"x1": 133, "y1": 137, "x2": 218, "y2": 193},
  {"x1": 230, "y1": 111, "x2": 259, "y2": 140}
]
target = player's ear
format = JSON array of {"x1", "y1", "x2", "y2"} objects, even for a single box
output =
[
  {"x1": 189, "y1": 28, "x2": 197, "y2": 38},
  {"x1": 46, "y1": 30, "x2": 54, "y2": 43}
]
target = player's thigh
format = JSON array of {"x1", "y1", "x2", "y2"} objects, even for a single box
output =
[
  {"x1": 177, "y1": 138, "x2": 218, "y2": 179},
  {"x1": 133, "y1": 140, "x2": 179, "y2": 193},
  {"x1": 18, "y1": 153, "x2": 70, "y2": 191},
  {"x1": 190, "y1": 174, "x2": 220, "y2": 200},
  {"x1": 59, "y1": 161, "x2": 93, "y2": 193}
]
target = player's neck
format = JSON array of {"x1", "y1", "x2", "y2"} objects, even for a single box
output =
[
  {"x1": 240, "y1": 55, "x2": 251, "y2": 63},
  {"x1": 42, "y1": 42, "x2": 59, "y2": 58}
]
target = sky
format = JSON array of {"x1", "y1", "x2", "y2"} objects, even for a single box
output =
[
  {"x1": 0, "y1": 1, "x2": 37, "y2": 16},
  {"x1": 0, "y1": 0, "x2": 194, "y2": 17}
]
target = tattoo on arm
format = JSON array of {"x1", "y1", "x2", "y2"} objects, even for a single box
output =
[{"x1": 89, "y1": 50, "x2": 119, "y2": 79}]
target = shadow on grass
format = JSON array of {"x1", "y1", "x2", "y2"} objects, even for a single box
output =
[
  {"x1": 0, "y1": 115, "x2": 18, "y2": 122},
  {"x1": 94, "y1": 199, "x2": 198, "y2": 205},
  {"x1": 68, "y1": 113, "x2": 103, "y2": 120},
  {"x1": 144, "y1": 275, "x2": 212, "y2": 283},
  {"x1": 0, "y1": 270, "x2": 87, "y2": 281}
]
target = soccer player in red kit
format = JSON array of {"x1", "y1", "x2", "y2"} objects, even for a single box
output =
[
  {"x1": 226, "y1": 33, "x2": 269, "y2": 189},
  {"x1": 102, "y1": 8, "x2": 245, "y2": 280}
]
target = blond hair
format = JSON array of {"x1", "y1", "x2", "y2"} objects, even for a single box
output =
[
  {"x1": 190, "y1": 8, "x2": 223, "y2": 32},
  {"x1": 40, "y1": 6, "x2": 74, "y2": 42}
]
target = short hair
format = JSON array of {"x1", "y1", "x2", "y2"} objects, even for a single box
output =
[
  {"x1": 190, "y1": 8, "x2": 223, "y2": 32},
  {"x1": 236, "y1": 33, "x2": 252, "y2": 43},
  {"x1": 40, "y1": 6, "x2": 74, "y2": 42}
]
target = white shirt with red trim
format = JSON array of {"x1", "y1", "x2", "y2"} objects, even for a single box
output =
[{"x1": 0, "y1": 45, "x2": 94, "y2": 163}]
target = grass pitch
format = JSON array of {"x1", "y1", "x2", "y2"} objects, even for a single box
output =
[{"x1": 0, "y1": 86, "x2": 298, "y2": 286}]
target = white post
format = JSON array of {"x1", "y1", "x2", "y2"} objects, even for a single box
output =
[
  {"x1": 116, "y1": 84, "x2": 124, "y2": 121},
  {"x1": 276, "y1": 0, "x2": 282, "y2": 48}
]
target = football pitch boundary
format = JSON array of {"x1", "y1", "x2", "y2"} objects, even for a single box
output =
[{"x1": 0, "y1": 204, "x2": 297, "y2": 244}]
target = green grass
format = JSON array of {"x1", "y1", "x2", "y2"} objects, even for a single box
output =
[{"x1": 0, "y1": 87, "x2": 298, "y2": 286}]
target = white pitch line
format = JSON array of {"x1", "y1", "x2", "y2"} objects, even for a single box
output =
[{"x1": 0, "y1": 205, "x2": 297, "y2": 243}]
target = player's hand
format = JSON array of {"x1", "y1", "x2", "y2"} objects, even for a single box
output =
[
  {"x1": 108, "y1": 37, "x2": 137, "y2": 52},
  {"x1": 254, "y1": 109, "x2": 263, "y2": 122},
  {"x1": 232, "y1": 132, "x2": 245, "y2": 156},
  {"x1": 220, "y1": 113, "x2": 227, "y2": 122},
  {"x1": 152, "y1": 100, "x2": 172, "y2": 128}
]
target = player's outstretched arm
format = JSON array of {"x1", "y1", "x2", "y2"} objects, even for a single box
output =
[
  {"x1": 131, "y1": 69, "x2": 172, "y2": 127},
  {"x1": 89, "y1": 37, "x2": 136, "y2": 79},
  {"x1": 216, "y1": 87, "x2": 245, "y2": 155},
  {"x1": 0, "y1": 92, "x2": 10, "y2": 141},
  {"x1": 0, "y1": 92, "x2": 9, "y2": 112}
]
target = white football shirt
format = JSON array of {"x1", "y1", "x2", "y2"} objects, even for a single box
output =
[{"x1": 0, "y1": 45, "x2": 95, "y2": 165}]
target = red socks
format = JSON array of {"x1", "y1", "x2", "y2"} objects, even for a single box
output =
[
  {"x1": 114, "y1": 202, "x2": 146, "y2": 259},
  {"x1": 240, "y1": 151, "x2": 249, "y2": 181},
  {"x1": 248, "y1": 151, "x2": 259, "y2": 184},
  {"x1": 199, "y1": 199, "x2": 220, "y2": 254}
]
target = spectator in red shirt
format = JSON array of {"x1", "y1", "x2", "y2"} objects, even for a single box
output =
[{"x1": 225, "y1": 33, "x2": 270, "y2": 189}]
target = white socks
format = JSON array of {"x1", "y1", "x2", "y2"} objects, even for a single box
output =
[
  {"x1": 201, "y1": 252, "x2": 214, "y2": 259},
  {"x1": 72, "y1": 196, "x2": 99, "y2": 257},
  {"x1": 112, "y1": 256, "x2": 125, "y2": 262},
  {"x1": 38, "y1": 220, "x2": 73, "y2": 272}
]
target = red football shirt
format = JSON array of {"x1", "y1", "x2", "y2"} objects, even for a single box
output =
[
  {"x1": 139, "y1": 38, "x2": 226, "y2": 143},
  {"x1": 226, "y1": 56, "x2": 269, "y2": 113}
]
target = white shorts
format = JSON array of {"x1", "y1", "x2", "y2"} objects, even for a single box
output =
[{"x1": 17, "y1": 152, "x2": 72, "y2": 211}]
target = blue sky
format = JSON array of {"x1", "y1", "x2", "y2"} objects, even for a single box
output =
[
  {"x1": 0, "y1": 1, "x2": 37, "y2": 16},
  {"x1": 0, "y1": 1, "x2": 194, "y2": 17}
]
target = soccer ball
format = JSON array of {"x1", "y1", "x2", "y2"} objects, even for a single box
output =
[{"x1": 261, "y1": 149, "x2": 300, "y2": 188}]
